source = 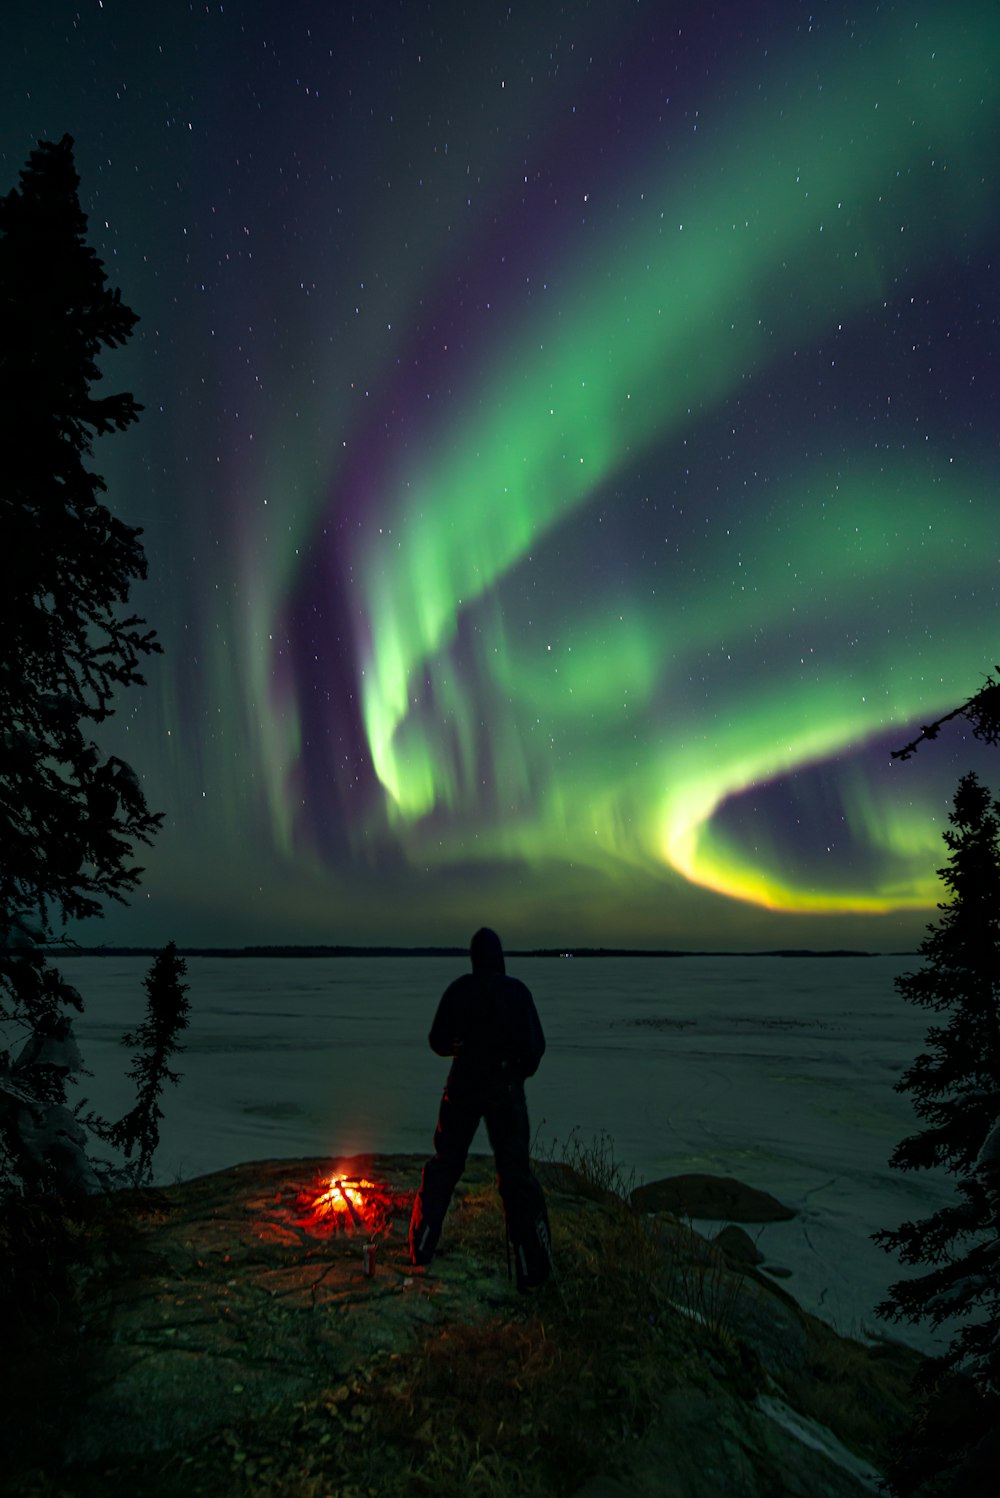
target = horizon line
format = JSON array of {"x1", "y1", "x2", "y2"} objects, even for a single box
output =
[{"x1": 47, "y1": 944, "x2": 913, "y2": 958}]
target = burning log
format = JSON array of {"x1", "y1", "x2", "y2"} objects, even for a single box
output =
[
  {"x1": 331, "y1": 1177, "x2": 366, "y2": 1230},
  {"x1": 297, "y1": 1170, "x2": 411, "y2": 1241}
]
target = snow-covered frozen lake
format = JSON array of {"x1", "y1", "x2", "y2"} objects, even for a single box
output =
[{"x1": 54, "y1": 952, "x2": 960, "y2": 1356}]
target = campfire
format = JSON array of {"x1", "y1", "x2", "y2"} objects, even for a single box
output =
[
  {"x1": 297, "y1": 1169, "x2": 411, "y2": 1241},
  {"x1": 308, "y1": 1175, "x2": 383, "y2": 1230}
]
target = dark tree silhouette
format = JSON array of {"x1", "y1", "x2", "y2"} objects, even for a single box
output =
[
  {"x1": 0, "y1": 135, "x2": 162, "y2": 1194},
  {"x1": 108, "y1": 943, "x2": 190, "y2": 1187},
  {"x1": 892, "y1": 670, "x2": 1000, "y2": 761},
  {"x1": 872, "y1": 771, "x2": 1000, "y2": 1495}
]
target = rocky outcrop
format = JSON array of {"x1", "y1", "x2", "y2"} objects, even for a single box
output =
[
  {"x1": 631, "y1": 1172, "x2": 797, "y2": 1222},
  {"x1": 4, "y1": 1154, "x2": 925, "y2": 1497}
]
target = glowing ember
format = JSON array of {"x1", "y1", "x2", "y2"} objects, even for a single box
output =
[
  {"x1": 313, "y1": 1176, "x2": 380, "y2": 1223},
  {"x1": 297, "y1": 1171, "x2": 407, "y2": 1237}
]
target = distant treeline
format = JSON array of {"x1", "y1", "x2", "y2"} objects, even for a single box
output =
[{"x1": 46, "y1": 945, "x2": 894, "y2": 958}]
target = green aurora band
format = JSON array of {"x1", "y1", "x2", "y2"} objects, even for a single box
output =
[{"x1": 344, "y1": 7, "x2": 998, "y2": 915}]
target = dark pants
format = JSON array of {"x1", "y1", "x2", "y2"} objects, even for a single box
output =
[{"x1": 409, "y1": 1073, "x2": 550, "y2": 1288}]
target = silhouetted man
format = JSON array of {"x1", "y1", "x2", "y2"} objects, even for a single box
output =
[{"x1": 409, "y1": 927, "x2": 551, "y2": 1290}]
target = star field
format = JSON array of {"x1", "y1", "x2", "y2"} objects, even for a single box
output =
[{"x1": 4, "y1": 1, "x2": 999, "y2": 947}]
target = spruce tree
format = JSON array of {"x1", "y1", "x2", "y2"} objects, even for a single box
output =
[
  {"x1": 0, "y1": 135, "x2": 161, "y2": 1194},
  {"x1": 872, "y1": 771, "x2": 1000, "y2": 1492},
  {"x1": 108, "y1": 943, "x2": 190, "y2": 1188},
  {"x1": 893, "y1": 668, "x2": 1000, "y2": 761}
]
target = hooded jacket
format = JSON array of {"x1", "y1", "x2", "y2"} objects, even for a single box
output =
[{"x1": 428, "y1": 927, "x2": 545, "y2": 1084}]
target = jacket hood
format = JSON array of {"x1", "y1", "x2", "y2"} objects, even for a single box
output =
[{"x1": 469, "y1": 926, "x2": 505, "y2": 976}]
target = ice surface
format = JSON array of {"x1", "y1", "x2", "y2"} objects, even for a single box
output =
[{"x1": 39, "y1": 953, "x2": 969, "y2": 1355}]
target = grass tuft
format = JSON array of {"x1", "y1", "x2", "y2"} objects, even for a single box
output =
[{"x1": 536, "y1": 1124, "x2": 637, "y2": 1202}]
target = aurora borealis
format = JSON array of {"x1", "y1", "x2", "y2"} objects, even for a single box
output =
[{"x1": 4, "y1": 1, "x2": 999, "y2": 948}]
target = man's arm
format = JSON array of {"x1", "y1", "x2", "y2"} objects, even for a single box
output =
[
  {"x1": 519, "y1": 987, "x2": 545, "y2": 1077},
  {"x1": 428, "y1": 983, "x2": 461, "y2": 1057}
]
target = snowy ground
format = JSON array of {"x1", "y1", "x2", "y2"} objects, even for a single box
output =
[{"x1": 49, "y1": 952, "x2": 964, "y2": 1356}]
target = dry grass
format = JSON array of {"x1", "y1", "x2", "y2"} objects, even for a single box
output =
[
  {"x1": 667, "y1": 1255, "x2": 744, "y2": 1347},
  {"x1": 350, "y1": 1140, "x2": 697, "y2": 1497},
  {"x1": 652, "y1": 1218, "x2": 744, "y2": 1347},
  {"x1": 790, "y1": 1318, "x2": 926, "y2": 1471},
  {"x1": 368, "y1": 1318, "x2": 574, "y2": 1496},
  {"x1": 536, "y1": 1124, "x2": 637, "y2": 1202}
]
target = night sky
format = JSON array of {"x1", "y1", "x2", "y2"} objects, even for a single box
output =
[{"x1": 5, "y1": 1, "x2": 999, "y2": 950}]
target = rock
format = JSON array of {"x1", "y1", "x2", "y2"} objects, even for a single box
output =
[
  {"x1": 712, "y1": 1224, "x2": 765, "y2": 1266},
  {"x1": 585, "y1": 1385, "x2": 882, "y2": 1497},
  {"x1": 631, "y1": 1173, "x2": 796, "y2": 1222},
  {"x1": 648, "y1": 1215, "x2": 810, "y2": 1384},
  {"x1": 4, "y1": 1154, "x2": 923, "y2": 1498},
  {"x1": 726, "y1": 1274, "x2": 810, "y2": 1381},
  {"x1": 26, "y1": 1154, "x2": 511, "y2": 1469}
]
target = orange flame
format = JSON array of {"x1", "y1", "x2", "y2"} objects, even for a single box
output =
[
  {"x1": 298, "y1": 1174, "x2": 387, "y2": 1234},
  {"x1": 313, "y1": 1175, "x2": 380, "y2": 1220},
  {"x1": 296, "y1": 1168, "x2": 411, "y2": 1238}
]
